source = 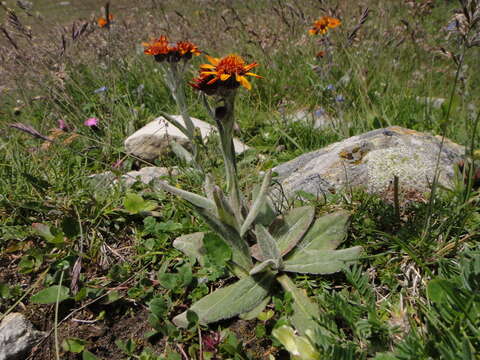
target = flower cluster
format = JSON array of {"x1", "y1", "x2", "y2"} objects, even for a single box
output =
[
  {"x1": 308, "y1": 16, "x2": 341, "y2": 35},
  {"x1": 190, "y1": 54, "x2": 261, "y2": 95},
  {"x1": 143, "y1": 35, "x2": 201, "y2": 63}
]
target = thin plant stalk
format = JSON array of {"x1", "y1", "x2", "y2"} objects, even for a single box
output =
[
  {"x1": 214, "y1": 92, "x2": 242, "y2": 216},
  {"x1": 421, "y1": 44, "x2": 466, "y2": 242},
  {"x1": 54, "y1": 270, "x2": 65, "y2": 360}
]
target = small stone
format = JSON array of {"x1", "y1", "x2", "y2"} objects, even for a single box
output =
[
  {"x1": 89, "y1": 166, "x2": 177, "y2": 188},
  {"x1": 416, "y1": 97, "x2": 446, "y2": 109},
  {"x1": 0, "y1": 313, "x2": 45, "y2": 360},
  {"x1": 124, "y1": 115, "x2": 250, "y2": 162},
  {"x1": 288, "y1": 108, "x2": 341, "y2": 129},
  {"x1": 272, "y1": 126, "x2": 465, "y2": 198}
]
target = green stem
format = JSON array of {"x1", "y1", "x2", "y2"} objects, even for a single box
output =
[
  {"x1": 165, "y1": 62, "x2": 202, "y2": 169},
  {"x1": 54, "y1": 270, "x2": 65, "y2": 360},
  {"x1": 215, "y1": 92, "x2": 242, "y2": 217}
]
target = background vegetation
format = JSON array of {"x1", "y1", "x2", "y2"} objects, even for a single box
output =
[{"x1": 1, "y1": 0, "x2": 479, "y2": 359}]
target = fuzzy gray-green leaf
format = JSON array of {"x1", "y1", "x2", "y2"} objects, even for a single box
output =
[
  {"x1": 249, "y1": 259, "x2": 278, "y2": 275},
  {"x1": 276, "y1": 274, "x2": 320, "y2": 336},
  {"x1": 239, "y1": 296, "x2": 271, "y2": 320},
  {"x1": 283, "y1": 247, "x2": 363, "y2": 274},
  {"x1": 294, "y1": 211, "x2": 350, "y2": 253},
  {"x1": 213, "y1": 186, "x2": 240, "y2": 231},
  {"x1": 171, "y1": 142, "x2": 193, "y2": 163},
  {"x1": 241, "y1": 170, "x2": 272, "y2": 237},
  {"x1": 173, "y1": 273, "x2": 273, "y2": 327},
  {"x1": 272, "y1": 206, "x2": 315, "y2": 256},
  {"x1": 255, "y1": 224, "x2": 281, "y2": 263},
  {"x1": 173, "y1": 232, "x2": 205, "y2": 266},
  {"x1": 193, "y1": 205, "x2": 253, "y2": 271},
  {"x1": 156, "y1": 181, "x2": 216, "y2": 213}
]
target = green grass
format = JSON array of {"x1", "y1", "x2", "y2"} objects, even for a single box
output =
[{"x1": 1, "y1": 0, "x2": 480, "y2": 359}]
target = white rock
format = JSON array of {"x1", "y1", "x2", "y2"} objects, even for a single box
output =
[
  {"x1": 0, "y1": 313, "x2": 45, "y2": 360},
  {"x1": 124, "y1": 115, "x2": 250, "y2": 161}
]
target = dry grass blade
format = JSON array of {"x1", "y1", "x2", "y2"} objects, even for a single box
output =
[
  {"x1": 0, "y1": 26, "x2": 19, "y2": 50},
  {"x1": 6, "y1": 7, "x2": 32, "y2": 40},
  {"x1": 348, "y1": 7, "x2": 370, "y2": 44},
  {"x1": 8, "y1": 122, "x2": 53, "y2": 142}
]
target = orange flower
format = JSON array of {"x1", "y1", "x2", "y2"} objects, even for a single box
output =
[
  {"x1": 97, "y1": 14, "x2": 113, "y2": 28},
  {"x1": 191, "y1": 54, "x2": 261, "y2": 93},
  {"x1": 177, "y1": 41, "x2": 201, "y2": 58},
  {"x1": 143, "y1": 35, "x2": 170, "y2": 57},
  {"x1": 308, "y1": 16, "x2": 341, "y2": 35},
  {"x1": 143, "y1": 36, "x2": 201, "y2": 62}
]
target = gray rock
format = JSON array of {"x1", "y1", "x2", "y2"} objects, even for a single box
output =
[
  {"x1": 124, "y1": 115, "x2": 250, "y2": 162},
  {"x1": 0, "y1": 313, "x2": 45, "y2": 360},
  {"x1": 272, "y1": 126, "x2": 465, "y2": 197},
  {"x1": 89, "y1": 166, "x2": 177, "y2": 188}
]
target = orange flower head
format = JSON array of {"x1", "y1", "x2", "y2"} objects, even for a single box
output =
[
  {"x1": 143, "y1": 36, "x2": 201, "y2": 62},
  {"x1": 98, "y1": 14, "x2": 113, "y2": 28},
  {"x1": 191, "y1": 54, "x2": 262, "y2": 94},
  {"x1": 177, "y1": 41, "x2": 201, "y2": 59},
  {"x1": 308, "y1": 16, "x2": 341, "y2": 35}
]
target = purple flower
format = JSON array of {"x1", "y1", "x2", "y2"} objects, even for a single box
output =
[
  {"x1": 335, "y1": 95, "x2": 345, "y2": 102},
  {"x1": 58, "y1": 119, "x2": 70, "y2": 131},
  {"x1": 94, "y1": 86, "x2": 108, "y2": 94},
  {"x1": 326, "y1": 84, "x2": 335, "y2": 91},
  {"x1": 112, "y1": 159, "x2": 123, "y2": 169},
  {"x1": 84, "y1": 117, "x2": 99, "y2": 127},
  {"x1": 202, "y1": 332, "x2": 222, "y2": 353},
  {"x1": 446, "y1": 20, "x2": 457, "y2": 31},
  {"x1": 314, "y1": 108, "x2": 326, "y2": 117}
]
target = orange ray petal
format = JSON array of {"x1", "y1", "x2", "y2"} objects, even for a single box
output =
[
  {"x1": 220, "y1": 74, "x2": 231, "y2": 81},
  {"x1": 200, "y1": 64, "x2": 216, "y2": 70},
  {"x1": 244, "y1": 62, "x2": 259, "y2": 72},
  {"x1": 236, "y1": 74, "x2": 251, "y2": 90},
  {"x1": 245, "y1": 72, "x2": 262, "y2": 78},
  {"x1": 205, "y1": 55, "x2": 220, "y2": 66}
]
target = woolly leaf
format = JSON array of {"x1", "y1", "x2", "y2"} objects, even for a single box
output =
[
  {"x1": 283, "y1": 247, "x2": 363, "y2": 274},
  {"x1": 173, "y1": 273, "x2": 273, "y2": 328},
  {"x1": 255, "y1": 225, "x2": 281, "y2": 263},
  {"x1": 294, "y1": 211, "x2": 350, "y2": 253},
  {"x1": 241, "y1": 170, "x2": 272, "y2": 236},
  {"x1": 173, "y1": 232, "x2": 205, "y2": 265},
  {"x1": 276, "y1": 274, "x2": 321, "y2": 337},
  {"x1": 272, "y1": 206, "x2": 315, "y2": 256},
  {"x1": 249, "y1": 259, "x2": 278, "y2": 276},
  {"x1": 156, "y1": 181, "x2": 216, "y2": 213},
  {"x1": 193, "y1": 205, "x2": 252, "y2": 271},
  {"x1": 239, "y1": 296, "x2": 271, "y2": 320}
]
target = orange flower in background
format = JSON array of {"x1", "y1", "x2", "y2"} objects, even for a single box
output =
[
  {"x1": 143, "y1": 35, "x2": 170, "y2": 57},
  {"x1": 191, "y1": 54, "x2": 261, "y2": 93},
  {"x1": 177, "y1": 41, "x2": 201, "y2": 58},
  {"x1": 308, "y1": 16, "x2": 341, "y2": 35},
  {"x1": 97, "y1": 14, "x2": 113, "y2": 28},
  {"x1": 143, "y1": 36, "x2": 201, "y2": 62}
]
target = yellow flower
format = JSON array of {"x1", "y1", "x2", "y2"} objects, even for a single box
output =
[
  {"x1": 308, "y1": 16, "x2": 341, "y2": 35},
  {"x1": 192, "y1": 54, "x2": 261, "y2": 93}
]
